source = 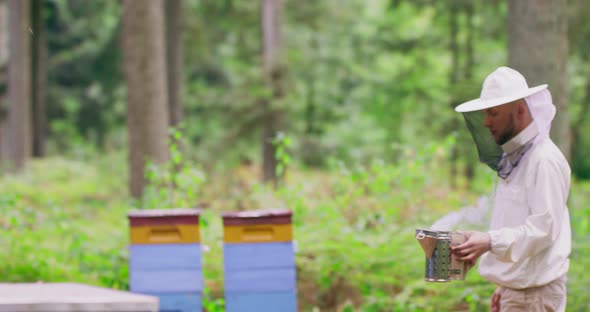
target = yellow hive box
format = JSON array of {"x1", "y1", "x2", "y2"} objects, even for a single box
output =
[
  {"x1": 224, "y1": 224, "x2": 292, "y2": 243},
  {"x1": 130, "y1": 224, "x2": 200, "y2": 244}
]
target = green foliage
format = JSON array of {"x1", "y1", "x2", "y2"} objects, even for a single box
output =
[
  {"x1": 140, "y1": 127, "x2": 206, "y2": 209},
  {"x1": 0, "y1": 154, "x2": 129, "y2": 289},
  {"x1": 37, "y1": 0, "x2": 590, "y2": 179},
  {"x1": 202, "y1": 287, "x2": 225, "y2": 312},
  {"x1": 273, "y1": 131, "x2": 293, "y2": 178},
  {"x1": 278, "y1": 137, "x2": 492, "y2": 311},
  {"x1": 6, "y1": 0, "x2": 590, "y2": 311},
  {"x1": 3, "y1": 148, "x2": 590, "y2": 311},
  {"x1": 45, "y1": 0, "x2": 124, "y2": 151}
]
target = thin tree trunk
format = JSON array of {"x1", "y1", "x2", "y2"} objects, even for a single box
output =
[
  {"x1": 448, "y1": 1, "x2": 460, "y2": 187},
  {"x1": 305, "y1": 77, "x2": 315, "y2": 135},
  {"x1": 464, "y1": 0, "x2": 476, "y2": 181},
  {"x1": 0, "y1": 2, "x2": 6, "y2": 66},
  {"x1": 304, "y1": 32, "x2": 318, "y2": 137},
  {"x1": 570, "y1": 71, "x2": 590, "y2": 176},
  {"x1": 508, "y1": 0, "x2": 569, "y2": 160},
  {"x1": 5, "y1": 0, "x2": 32, "y2": 171},
  {"x1": 165, "y1": 0, "x2": 184, "y2": 128},
  {"x1": 261, "y1": 0, "x2": 284, "y2": 184},
  {"x1": 31, "y1": 0, "x2": 46, "y2": 157},
  {"x1": 0, "y1": 1, "x2": 8, "y2": 163},
  {"x1": 122, "y1": 0, "x2": 170, "y2": 198}
]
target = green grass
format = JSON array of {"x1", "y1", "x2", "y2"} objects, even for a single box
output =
[
  {"x1": 0, "y1": 153, "x2": 129, "y2": 288},
  {"x1": 1, "y1": 142, "x2": 589, "y2": 311}
]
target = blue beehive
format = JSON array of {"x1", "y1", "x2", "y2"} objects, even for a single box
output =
[
  {"x1": 128, "y1": 209, "x2": 203, "y2": 312},
  {"x1": 222, "y1": 209, "x2": 297, "y2": 312}
]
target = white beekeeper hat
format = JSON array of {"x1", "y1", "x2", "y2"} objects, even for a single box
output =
[
  {"x1": 455, "y1": 66, "x2": 556, "y2": 174},
  {"x1": 455, "y1": 66, "x2": 547, "y2": 112}
]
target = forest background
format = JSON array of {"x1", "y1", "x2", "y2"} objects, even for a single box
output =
[{"x1": 1, "y1": 0, "x2": 590, "y2": 311}]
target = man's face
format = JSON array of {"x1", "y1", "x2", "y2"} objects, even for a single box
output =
[{"x1": 483, "y1": 102, "x2": 518, "y2": 145}]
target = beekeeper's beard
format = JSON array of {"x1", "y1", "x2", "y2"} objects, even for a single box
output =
[{"x1": 495, "y1": 114, "x2": 516, "y2": 146}]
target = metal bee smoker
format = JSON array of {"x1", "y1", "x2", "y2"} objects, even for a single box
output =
[{"x1": 415, "y1": 229, "x2": 468, "y2": 282}]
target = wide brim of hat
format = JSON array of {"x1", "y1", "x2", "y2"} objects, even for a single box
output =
[{"x1": 455, "y1": 84, "x2": 547, "y2": 113}]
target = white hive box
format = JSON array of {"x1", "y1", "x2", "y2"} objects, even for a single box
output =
[{"x1": 0, "y1": 283, "x2": 159, "y2": 312}]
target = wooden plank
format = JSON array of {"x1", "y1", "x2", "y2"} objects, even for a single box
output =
[
  {"x1": 0, "y1": 283, "x2": 158, "y2": 312},
  {"x1": 128, "y1": 208, "x2": 201, "y2": 218},
  {"x1": 224, "y1": 268, "x2": 296, "y2": 292},
  {"x1": 129, "y1": 269, "x2": 203, "y2": 293},
  {"x1": 128, "y1": 209, "x2": 201, "y2": 227},
  {"x1": 222, "y1": 209, "x2": 292, "y2": 226},
  {"x1": 156, "y1": 292, "x2": 202, "y2": 312},
  {"x1": 130, "y1": 224, "x2": 200, "y2": 244},
  {"x1": 223, "y1": 242, "x2": 294, "y2": 270},
  {"x1": 225, "y1": 291, "x2": 297, "y2": 312},
  {"x1": 223, "y1": 224, "x2": 292, "y2": 243},
  {"x1": 129, "y1": 243, "x2": 202, "y2": 270}
]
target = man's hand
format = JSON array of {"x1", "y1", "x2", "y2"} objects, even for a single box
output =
[
  {"x1": 451, "y1": 230, "x2": 491, "y2": 263},
  {"x1": 491, "y1": 287, "x2": 504, "y2": 312}
]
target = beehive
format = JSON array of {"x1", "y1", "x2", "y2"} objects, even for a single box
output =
[
  {"x1": 128, "y1": 209, "x2": 202, "y2": 312},
  {"x1": 222, "y1": 209, "x2": 297, "y2": 312}
]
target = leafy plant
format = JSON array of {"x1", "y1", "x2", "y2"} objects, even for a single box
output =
[
  {"x1": 273, "y1": 131, "x2": 293, "y2": 178},
  {"x1": 140, "y1": 127, "x2": 207, "y2": 209},
  {"x1": 202, "y1": 287, "x2": 225, "y2": 312}
]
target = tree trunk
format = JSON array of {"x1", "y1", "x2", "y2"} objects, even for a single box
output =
[
  {"x1": 448, "y1": 1, "x2": 460, "y2": 187},
  {"x1": 0, "y1": 2, "x2": 6, "y2": 66},
  {"x1": 463, "y1": 0, "x2": 476, "y2": 181},
  {"x1": 122, "y1": 0, "x2": 170, "y2": 198},
  {"x1": 570, "y1": 70, "x2": 590, "y2": 178},
  {"x1": 304, "y1": 32, "x2": 318, "y2": 137},
  {"x1": 5, "y1": 0, "x2": 32, "y2": 172},
  {"x1": 261, "y1": 0, "x2": 284, "y2": 184},
  {"x1": 508, "y1": 0, "x2": 569, "y2": 160},
  {"x1": 305, "y1": 77, "x2": 316, "y2": 136},
  {"x1": 31, "y1": 0, "x2": 46, "y2": 158},
  {"x1": 0, "y1": 1, "x2": 8, "y2": 162},
  {"x1": 165, "y1": 0, "x2": 184, "y2": 128}
]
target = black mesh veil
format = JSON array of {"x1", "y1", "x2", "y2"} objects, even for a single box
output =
[
  {"x1": 461, "y1": 110, "x2": 503, "y2": 171},
  {"x1": 459, "y1": 89, "x2": 555, "y2": 172}
]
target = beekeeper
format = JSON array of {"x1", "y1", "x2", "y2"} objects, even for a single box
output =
[{"x1": 451, "y1": 66, "x2": 571, "y2": 312}]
